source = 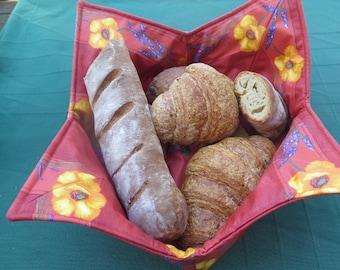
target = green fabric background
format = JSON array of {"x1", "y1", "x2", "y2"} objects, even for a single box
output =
[{"x1": 1, "y1": 0, "x2": 340, "y2": 269}]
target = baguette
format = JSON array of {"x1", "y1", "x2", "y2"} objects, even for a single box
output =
[{"x1": 84, "y1": 39, "x2": 188, "y2": 242}]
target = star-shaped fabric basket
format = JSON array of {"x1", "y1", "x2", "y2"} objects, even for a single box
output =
[{"x1": 7, "y1": 0, "x2": 340, "y2": 269}]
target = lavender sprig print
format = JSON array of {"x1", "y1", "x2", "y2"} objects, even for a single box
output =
[
  {"x1": 75, "y1": 17, "x2": 88, "y2": 31},
  {"x1": 275, "y1": 124, "x2": 314, "y2": 168},
  {"x1": 277, "y1": 142, "x2": 298, "y2": 168},
  {"x1": 280, "y1": 6, "x2": 289, "y2": 27},
  {"x1": 37, "y1": 160, "x2": 59, "y2": 180},
  {"x1": 75, "y1": 11, "x2": 102, "y2": 31},
  {"x1": 191, "y1": 43, "x2": 210, "y2": 63},
  {"x1": 191, "y1": 30, "x2": 230, "y2": 62},
  {"x1": 267, "y1": 21, "x2": 276, "y2": 49},
  {"x1": 301, "y1": 134, "x2": 314, "y2": 149},
  {"x1": 128, "y1": 22, "x2": 165, "y2": 59},
  {"x1": 36, "y1": 158, "x2": 90, "y2": 180},
  {"x1": 263, "y1": 0, "x2": 289, "y2": 48}
]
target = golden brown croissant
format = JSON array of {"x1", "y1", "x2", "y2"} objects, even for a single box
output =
[
  {"x1": 151, "y1": 63, "x2": 239, "y2": 145},
  {"x1": 177, "y1": 135, "x2": 276, "y2": 249}
]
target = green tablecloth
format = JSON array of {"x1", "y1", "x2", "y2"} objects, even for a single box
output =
[{"x1": 1, "y1": 0, "x2": 340, "y2": 269}]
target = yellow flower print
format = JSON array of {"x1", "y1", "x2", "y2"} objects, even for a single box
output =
[
  {"x1": 234, "y1": 15, "x2": 266, "y2": 52},
  {"x1": 89, "y1": 18, "x2": 124, "y2": 49},
  {"x1": 69, "y1": 97, "x2": 94, "y2": 135},
  {"x1": 195, "y1": 258, "x2": 217, "y2": 270},
  {"x1": 52, "y1": 171, "x2": 107, "y2": 221},
  {"x1": 274, "y1": 45, "x2": 304, "y2": 82},
  {"x1": 166, "y1": 244, "x2": 195, "y2": 259},
  {"x1": 288, "y1": 160, "x2": 340, "y2": 198}
]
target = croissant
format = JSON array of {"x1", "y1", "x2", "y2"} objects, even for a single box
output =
[
  {"x1": 151, "y1": 63, "x2": 239, "y2": 145},
  {"x1": 177, "y1": 135, "x2": 276, "y2": 249}
]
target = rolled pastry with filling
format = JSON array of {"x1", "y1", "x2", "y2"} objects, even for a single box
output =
[{"x1": 234, "y1": 71, "x2": 288, "y2": 139}]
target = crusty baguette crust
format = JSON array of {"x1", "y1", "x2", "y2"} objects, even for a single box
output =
[
  {"x1": 84, "y1": 39, "x2": 188, "y2": 242},
  {"x1": 234, "y1": 71, "x2": 288, "y2": 139}
]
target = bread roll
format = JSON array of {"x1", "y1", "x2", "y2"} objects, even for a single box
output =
[
  {"x1": 146, "y1": 66, "x2": 186, "y2": 104},
  {"x1": 177, "y1": 135, "x2": 276, "y2": 249},
  {"x1": 152, "y1": 63, "x2": 239, "y2": 145},
  {"x1": 84, "y1": 38, "x2": 188, "y2": 242},
  {"x1": 234, "y1": 71, "x2": 288, "y2": 139}
]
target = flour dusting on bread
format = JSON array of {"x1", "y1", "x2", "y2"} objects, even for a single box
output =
[{"x1": 84, "y1": 39, "x2": 188, "y2": 242}]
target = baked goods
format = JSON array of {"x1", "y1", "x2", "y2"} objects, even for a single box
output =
[
  {"x1": 151, "y1": 63, "x2": 239, "y2": 145},
  {"x1": 84, "y1": 38, "x2": 188, "y2": 242},
  {"x1": 234, "y1": 71, "x2": 288, "y2": 139},
  {"x1": 177, "y1": 135, "x2": 276, "y2": 249},
  {"x1": 146, "y1": 66, "x2": 186, "y2": 104}
]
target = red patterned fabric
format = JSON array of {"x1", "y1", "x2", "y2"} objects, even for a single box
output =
[{"x1": 7, "y1": 0, "x2": 340, "y2": 268}]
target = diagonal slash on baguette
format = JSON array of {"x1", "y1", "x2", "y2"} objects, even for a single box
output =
[{"x1": 84, "y1": 38, "x2": 188, "y2": 242}]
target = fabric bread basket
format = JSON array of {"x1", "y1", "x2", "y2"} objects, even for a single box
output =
[{"x1": 7, "y1": 0, "x2": 340, "y2": 269}]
